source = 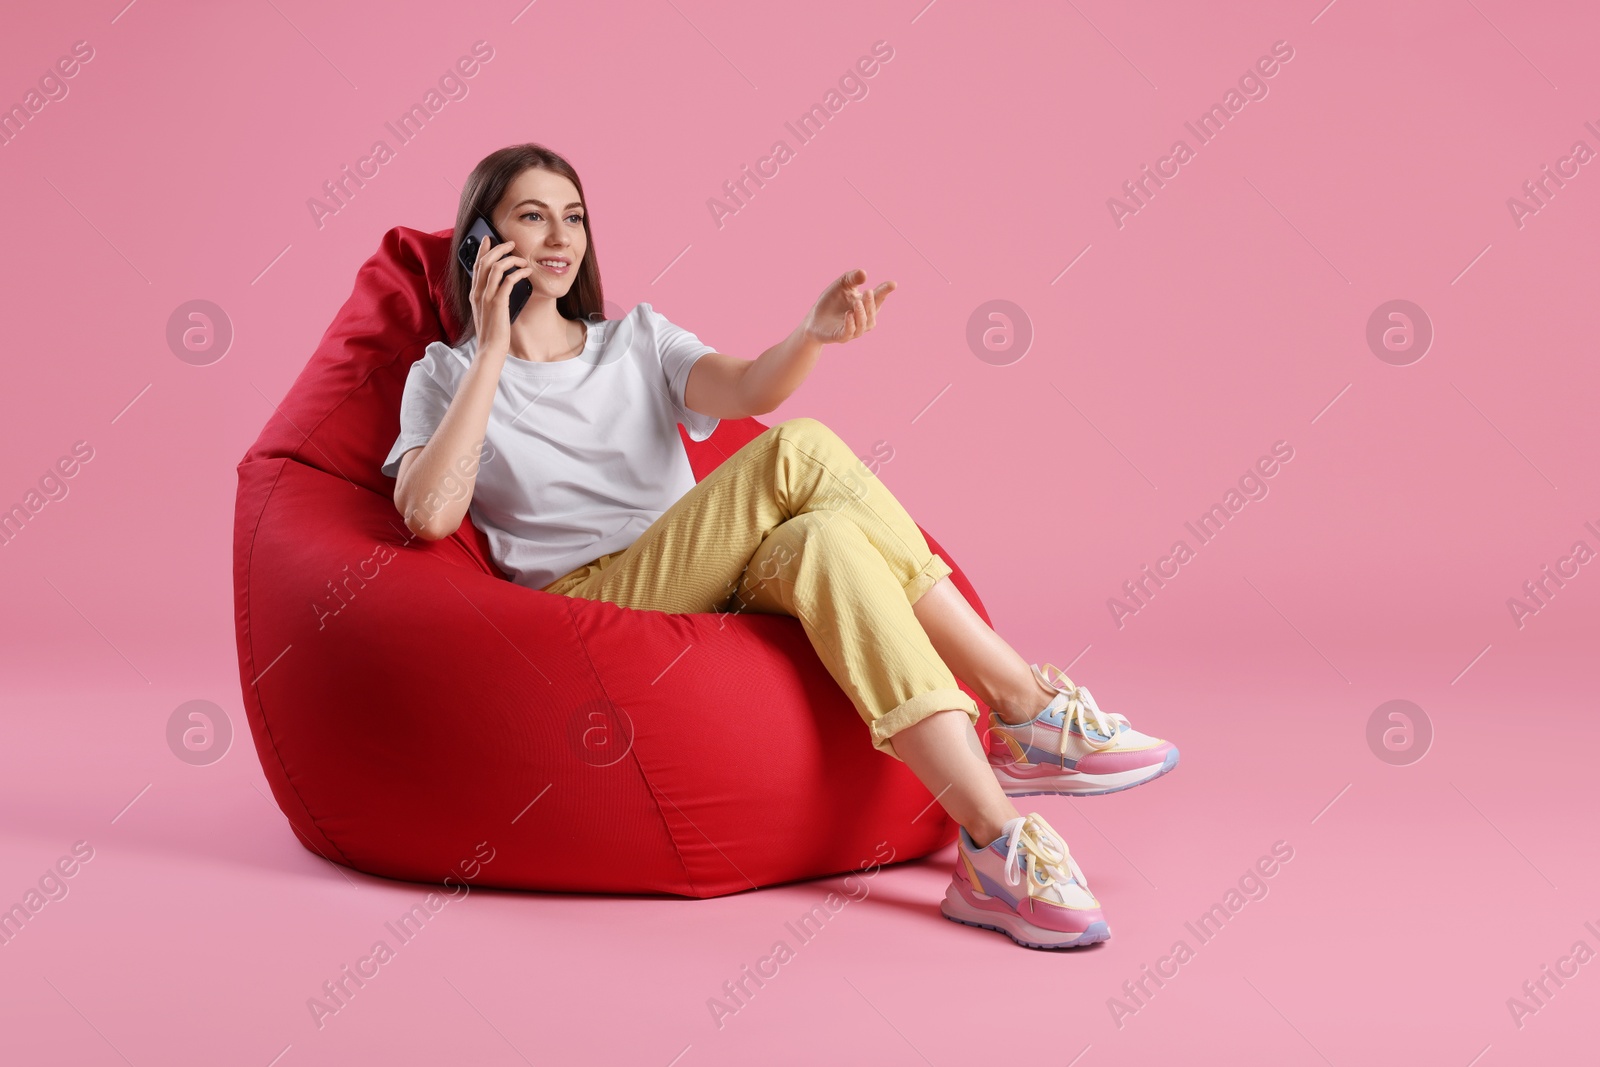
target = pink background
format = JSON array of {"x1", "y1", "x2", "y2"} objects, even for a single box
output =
[{"x1": 2, "y1": 0, "x2": 1596, "y2": 1064}]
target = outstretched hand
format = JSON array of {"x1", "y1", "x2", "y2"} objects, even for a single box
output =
[{"x1": 802, "y1": 269, "x2": 896, "y2": 345}]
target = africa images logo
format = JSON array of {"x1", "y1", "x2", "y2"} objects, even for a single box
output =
[{"x1": 1107, "y1": 441, "x2": 1295, "y2": 628}]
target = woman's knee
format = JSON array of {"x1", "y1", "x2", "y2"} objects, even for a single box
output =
[
  {"x1": 771, "y1": 417, "x2": 871, "y2": 497},
  {"x1": 776, "y1": 509, "x2": 866, "y2": 555},
  {"x1": 751, "y1": 512, "x2": 865, "y2": 581}
]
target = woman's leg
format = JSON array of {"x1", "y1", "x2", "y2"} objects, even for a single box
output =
[
  {"x1": 910, "y1": 577, "x2": 1061, "y2": 725},
  {"x1": 732, "y1": 509, "x2": 977, "y2": 760},
  {"x1": 889, "y1": 709, "x2": 1021, "y2": 847},
  {"x1": 700, "y1": 422, "x2": 1173, "y2": 801},
  {"x1": 733, "y1": 509, "x2": 1018, "y2": 844},
  {"x1": 734, "y1": 512, "x2": 1109, "y2": 946}
]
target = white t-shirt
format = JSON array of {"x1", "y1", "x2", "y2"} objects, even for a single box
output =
[{"x1": 380, "y1": 302, "x2": 721, "y2": 590}]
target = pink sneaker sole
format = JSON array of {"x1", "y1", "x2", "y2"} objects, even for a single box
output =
[
  {"x1": 939, "y1": 880, "x2": 1111, "y2": 949},
  {"x1": 989, "y1": 745, "x2": 1181, "y2": 797}
]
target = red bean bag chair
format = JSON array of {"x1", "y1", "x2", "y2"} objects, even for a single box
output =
[{"x1": 232, "y1": 225, "x2": 995, "y2": 898}]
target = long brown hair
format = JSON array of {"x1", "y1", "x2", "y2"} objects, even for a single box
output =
[{"x1": 445, "y1": 143, "x2": 605, "y2": 346}]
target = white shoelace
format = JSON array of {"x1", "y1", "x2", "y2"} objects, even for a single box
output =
[
  {"x1": 1000, "y1": 813, "x2": 1090, "y2": 897},
  {"x1": 1034, "y1": 663, "x2": 1128, "y2": 756}
]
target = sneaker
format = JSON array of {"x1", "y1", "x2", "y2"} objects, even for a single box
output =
[
  {"x1": 940, "y1": 812, "x2": 1110, "y2": 949},
  {"x1": 986, "y1": 663, "x2": 1179, "y2": 797}
]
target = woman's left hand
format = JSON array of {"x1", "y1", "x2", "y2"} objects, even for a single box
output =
[{"x1": 802, "y1": 269, "x2": 896, "y2": 345}]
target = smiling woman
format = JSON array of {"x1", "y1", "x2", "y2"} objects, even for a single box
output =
[
  {"x1": 438, "y1": 143, "x2": 603, "y2": 350},
  {"x1": 367, "y1": 140, "x2": 1178, "y2": 948}
]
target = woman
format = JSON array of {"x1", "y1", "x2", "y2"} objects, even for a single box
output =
[{"x1": 383, "y1": 144, "x2": 1179, "y2": 949}]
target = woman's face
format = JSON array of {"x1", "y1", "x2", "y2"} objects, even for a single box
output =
[{"x1": 490, "y1": 167, "x2": 587, "y2": 299}]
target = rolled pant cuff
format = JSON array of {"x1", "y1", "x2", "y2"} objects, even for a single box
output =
[
  {"x1": 903, "y1": 552, "x2": 953, "y2": 606},
  {"x1": 870, "y1": 687, "x2": 981, "y2": 761}
]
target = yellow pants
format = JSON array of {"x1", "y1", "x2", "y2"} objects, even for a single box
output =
[{"x1": 540, "y1": 417, "x2": 981, "y2": 759}]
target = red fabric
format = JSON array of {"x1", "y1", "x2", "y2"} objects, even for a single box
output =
[{"x1": 232, "y1": 225, "x2": 995, "y2": 897}]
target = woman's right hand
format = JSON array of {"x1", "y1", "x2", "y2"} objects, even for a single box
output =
[{"x1": 470, "y1": 236, "x2": 533, "y2": 360}]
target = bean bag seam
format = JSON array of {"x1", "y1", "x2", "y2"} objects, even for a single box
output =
[
  {"x1": 239, "y1": 456, "x2": 356, "y2": 867},
  {"x1": 273, "y1": 333, "x2": 434, "y2": 478},
  {"x1": 254, "y1": 229, "x2": 442, "y2": 474},
  {"x1": 269, "y1": 322, "x2": 505, "y2": 578},
  {"x1": 559, "y1": 593, "x2": 704, "y2": 897}
]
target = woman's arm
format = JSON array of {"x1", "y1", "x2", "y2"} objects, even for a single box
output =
[
  {"x1": 392, "y1": 351, "x2": 506, "y2": 540},
  {"x1": 393, "y1": 237, "x2": 531, "y2": 540},
  {"x1": 685, "y1": 268, "x2": 895, "y2": 419}
]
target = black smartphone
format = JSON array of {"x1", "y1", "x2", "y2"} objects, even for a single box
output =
[{"x1": 456, "y1": 215, "x2": 532, "y2": 325}]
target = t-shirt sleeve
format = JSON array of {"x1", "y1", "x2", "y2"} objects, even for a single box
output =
[
  {"x1": 380, "y1": 342, "x2": 462, "y2": 479},
  {"x1": 641, "y1": 303, "x2": 721, "y2": 442}
]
